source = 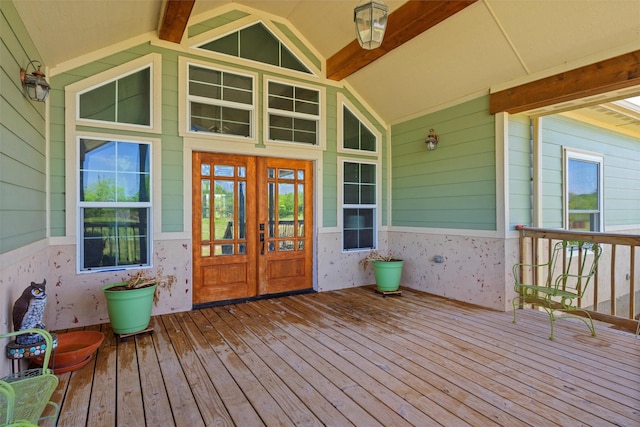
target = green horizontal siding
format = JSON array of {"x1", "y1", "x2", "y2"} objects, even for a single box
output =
[
  {"x1": 188, "y1": 10, "x2": 250, "y2": 38},
  {"x1": 541, "y1": 115, "x2": 640, "y2": 228},
  {"x1": 272, "y1": 21, "x2": 321, "y2": 71},
  {"x1": 0, "y1": 1, "x2": 47, "y2": 253},
  {"x1": 391, "y1": 96, "x2": 496, "y2": 230},
  {"x1": 508, "y1": 114, "x2": 532, "y2": 228}
]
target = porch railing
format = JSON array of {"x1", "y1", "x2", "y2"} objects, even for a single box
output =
[{"x1": 516, "y1": 226, "x2": 640, "y2": 332}]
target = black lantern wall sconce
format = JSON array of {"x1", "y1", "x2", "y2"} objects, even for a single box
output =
[
  {"x1": 20, "y1": 60, "x2": 50, "y2": 102},
  {"x1": 425, "y1": 128, "x2": 439, "y2": 150}
]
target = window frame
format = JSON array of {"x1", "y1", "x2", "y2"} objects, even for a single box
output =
[
  {"x1": 563, "y1": 148, "x2": 604, "y2": 232},
  {"x1": 72, "y1": 54, "x2": 162, "y2": 134},
  {"x1": 76, "y1": 136, "x2": 154, "y2": 273},
  {"x1": 185, "y1": 62, "x2": 256, "y2": 140},
  {"x1": 338, "y1": 99, "x2": 380, "y2": 155},
  {"x1": 193, "y1": 21, "x2": 313, "y2": 76},
  {"x1": 340, "y1": 158, "x2": 379, "y2": 252},
  {"x1": 184, "y1": 18, "x2": 322, "y2": 78},
  {"x1": 264, "y1": 77, "x2": 323, "y2": 148}
]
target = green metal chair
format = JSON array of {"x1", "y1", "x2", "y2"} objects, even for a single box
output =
[
  {"x1": 0, "y1": 329, "x2": 59, "y2": 426},
  {"x1": 513, "y1": 241, "x2": 602, "y2": 340}
]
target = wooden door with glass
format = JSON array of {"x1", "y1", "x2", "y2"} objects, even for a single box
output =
[{"x1": 192, "y1": 152, "x2": 313, "y2": 304}]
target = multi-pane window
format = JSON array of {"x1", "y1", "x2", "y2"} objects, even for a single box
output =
[
  {"x1": 565, "y1": 150, "x2": 603, "y2": 232},
  {"x1": 188, "y1": 65, "x2": 253, "y2": 137},
  {"x1": 78, "y1": 67, "x2": 151, "y2": 127},
  {"x1": 267, "y1": 80, "x2": 320, "y2": 145},
  {"x1": 198, "y1": 23, "x2": 311, "y2": 74},
  {"x1": 79, "y1": 138, "x2": 151, "y2": 271},
  {"x1": 343, "y1": 161, "x2": 376, "y2": 251},
  {"x1": 343, "y1": 106, "x2": 376, "y2": 152}
]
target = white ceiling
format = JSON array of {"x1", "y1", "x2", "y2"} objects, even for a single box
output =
[{"x1": 13, "y1": 0, "x2": 640, "y2": 125}]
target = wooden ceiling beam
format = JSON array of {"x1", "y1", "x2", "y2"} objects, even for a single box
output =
[
  {"x1": 326, "y1": 0, "x2": 477, "y2": 81},
  {"x1": 159, "y1": 0, "x2": 196, "y2": 43},
  {"x1": 490, "y1": 50, "x2": 640, "y2": 114}
]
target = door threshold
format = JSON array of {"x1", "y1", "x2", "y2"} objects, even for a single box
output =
[{"x1": 192, "y1": 288, "x2": 315, "y2": 310}]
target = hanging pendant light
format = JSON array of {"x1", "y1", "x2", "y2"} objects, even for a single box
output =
[{"x1": 354, "y1": 0, "x2": 389, "y2": 50}]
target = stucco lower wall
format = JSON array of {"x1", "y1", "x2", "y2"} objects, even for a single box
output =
[
  {"x1": 44, "y1": 239, "x2": 192, "y2": 331},
  {"x1": 0, "y1": 240, "x2": 52, "y2": 375},
  {"x1": 316, "y1": 229, "x2": 392, "y2": 292},
  {"x1": 388, "y1": 231, "x2": 514, "y2": 311}
]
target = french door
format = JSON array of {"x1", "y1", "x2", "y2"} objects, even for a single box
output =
[{"x1": 192, "y1": 152, "x2": 313, "y2": 304}]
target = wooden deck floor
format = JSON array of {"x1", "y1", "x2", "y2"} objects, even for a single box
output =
[{"x1": 50, "y1": 286, "x2": 640, "y2": 426}]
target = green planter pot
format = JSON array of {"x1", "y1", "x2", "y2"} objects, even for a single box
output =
[
  {"x1": 372, "y1": 260, "x2": 404, "y2": 292},
  {"x1": 102, "y1": 282, "x2": 157, "y2": 334}
]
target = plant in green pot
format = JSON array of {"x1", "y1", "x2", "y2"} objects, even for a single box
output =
[
  {"x1": 102, "y1": 271, "x2": 174, "y2": 335},
  {"x1": 361, "y1": 251, "x2": 404, "y2": 292}
]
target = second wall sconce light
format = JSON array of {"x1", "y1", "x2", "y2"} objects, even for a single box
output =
[
  {"x1": 425, "y1": 128, "x2": 439, "y2": 150},
  {"x1": 20, "y1": 60, "x2": 50, "y2": 102}
]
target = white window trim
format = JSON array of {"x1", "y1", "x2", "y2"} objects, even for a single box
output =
[
  {"x1": 64, "y1": 131, "x2": 161, "y2": 271},
  {"x1": 185, "y1": 61, "x2": 256, "y2": 140},
  {"x1": 178, "y1": 57, "x2": 258, "y2": 144},
  {"x1": 263, "y1": 76, "x2": 326, "y2": 150},
  {"x1": 338, "y1": 157, "x2": 381, "y2": 253},
  {"x1": 563, "y1": 147, "x2": 604, "y2": 232},
  {"x1": 75, "y1": 134, "x2": 159, "y2": 273},
  {"x1": 185, "y1": 15, "x2": 321, "y2": 78},
  {"x1": 337, "y1": 95, "x2": 381, "y2": 157},
  {"x1": 67, "y1": 53, "x2": 162, "y2": 134}
]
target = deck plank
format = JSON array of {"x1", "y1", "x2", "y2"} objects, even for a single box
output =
[
  {"x1": 288, "y1": 293, "x2": 520, "y2": 426},
  {"x1": 163, "y1": 312, "x2": 234, "y2": 426},
  {"x1": 54, "y1": 326, "x2": 99, "y2": 426},
  {"x1": 216, "y1": 304, "x2": 354, "y2": 426},
  {"x1": 235, "y1": 302, "x2": 383, "y2": 426},
  {"x1": 191, "y1": 308, "x2": 296, "y2": 427},
  {"x1": 48, "y1": 287, "x2": 640, "y2": 427},
  {"x1": 115, "y1": 325, "x2": 145, "y2": 425},
  {"x1": 320, "y1": 288, "x2": 629, "y2": 425},
  {"x1": 86, "y1": 323, "x2": 117, "y2": 426},
  {"x1": 248, "y1": 299, "x2": 420, "y2": 427},
  {"x1": 183, "y1": 310, "x2": 266, "y2": 427},
  {"x1": 135, "y1": 328, "x2": 174, "y2": 426},
  {"x1": 208, "y1": 306, "x2": 323, "y2": 426},
  {"x1": 150, "y1": 316, "x2": 203, "y2": 427}
]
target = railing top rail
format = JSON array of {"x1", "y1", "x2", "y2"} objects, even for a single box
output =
[{"x1": 516, "y1": 226, "x2": 640, "y2": 246}]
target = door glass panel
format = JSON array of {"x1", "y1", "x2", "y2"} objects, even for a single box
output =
[
  {"x1": 214, "y1": 165, "x2": 234, "y2": 177},
  {"x1": 268, "y1": 182, "x2": 276, "y2": 238},
  {"x1": 268, "y1": 168, "x2": 275, "y2": 179},
  {"x1": 298, "y1": 170, "x2": 304, "y2": 180},
  {"x1": 268, "y1": 241, "x2": 276, "y2": 252},
  {"x1": 238, "y1": 181, "x2": 246, "y2": 239},
  {"x1": 214, "y1": 244, "x2": 234, "y2": 255},
  {"x1": 279, "y1": 169, "x2": 295, "y2": 179},
  {"x1": 201, "y1": 179, "x2": 211, "y2": 241},
  {"x1": 278, "y1": 183, "x2": 294, "y2": 238},
  {"x1": 201, "y1": 244, "x2": 211, "y2": 257},
  {"x1": 298, "y1": 241, "x2": 304, "y2": 250},
  {"x1": 297, "y1": 183, "x2": 304, "y2": 237},
  {"x1": 214, "y1": 180, "x2": 234, "y2": 240},
  {"x1": 279, "y1": 241, "x2": 294, "y2": 251},
  {"x1": 238, "y1": 166, "x2": 246, "y2": 177},
  {"x1": 238, "y1": 243, "x2": 246, "y2": 254},
  {"x1": 202, "y1": 164, "x2": 211, "y2": 176}
]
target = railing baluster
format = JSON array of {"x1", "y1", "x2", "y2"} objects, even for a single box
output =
[
  {"x1": 610, "y1": 244, "x2": 616, "y2": 316},
  {"x1": 630, "y1": 246, "x2": 636, "y2": 320}
]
